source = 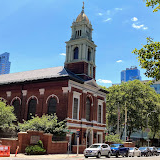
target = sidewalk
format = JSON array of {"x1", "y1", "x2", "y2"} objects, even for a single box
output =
[{"x1": 9, "y1": 153, "x2": 84, "y2": 159}]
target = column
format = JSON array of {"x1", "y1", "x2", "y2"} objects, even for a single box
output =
[
  {"x1": 82, "y1": 44, "x2": 86, "y2": 60},
  {"x1": 66, "y1": 46, "x2": 69, "y2": 62},
  {"x1": 79, "y1": 44, "x2": 82, "y2": 60}
]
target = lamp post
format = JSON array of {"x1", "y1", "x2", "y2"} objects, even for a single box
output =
[
  {"x1": 146, "y1": 110, "x2": 156, "y2": 146},
  {"x1": 146, "y1": 110, "x2": 156, "y2": 127}
]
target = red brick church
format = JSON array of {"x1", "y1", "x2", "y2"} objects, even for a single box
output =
[{"x1": 0, "y1": 4, "x2": 107, "y2": 148}]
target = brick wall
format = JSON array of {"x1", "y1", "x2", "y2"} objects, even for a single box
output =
[
  {"x1": 0, "y1": 79, "x2": 68, "y2": 122},
  {"x1": 0, "y1": 138, "x2": 18, "y2": 154},
  {"x1": 0, "y1": 131, "x2": 68, "y2": 154}
]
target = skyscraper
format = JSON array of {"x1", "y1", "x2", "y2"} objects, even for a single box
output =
[
  {"x1": 121, "y1": 66, "x2": 141, "y2": 82},
  {"x1": 0, "y1": 52, "x2": 11, "y2": 75}
]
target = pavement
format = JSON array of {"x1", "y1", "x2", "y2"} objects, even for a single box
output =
[
  {"x1": 0, "y1": 154, "x2": 85, "y2": 160},
  {"x1": 0, "y1": 154, "x2": 160, "y2": 160}
]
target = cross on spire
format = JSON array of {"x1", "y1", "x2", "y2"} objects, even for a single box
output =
[{"x1": 82, "y1": 1, "x2": 84, "y2": 10}]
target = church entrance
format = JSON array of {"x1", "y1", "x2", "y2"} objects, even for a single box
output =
[{"x1": 86, "y1": 128, "x2": 93, "y2": 147}]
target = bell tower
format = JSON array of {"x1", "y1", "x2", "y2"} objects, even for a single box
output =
[{"x1": 65, "y1": 2, "x2": 97, "y2": 80}]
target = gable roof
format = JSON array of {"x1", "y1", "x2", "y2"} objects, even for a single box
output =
[
  {"x1": 0, "y1": 66, "x2": 108, "y2": 94},
  {"x1": 0, "y1": 66, "x2": 68, "y2": 85}
]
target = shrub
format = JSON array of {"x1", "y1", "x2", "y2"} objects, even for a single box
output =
[
  {"x1": 105, "y1": 134, "x2": 123, "y2": 143},
  {"x1": 18, "y1": 114, "x2": 66, "y2": 136},
  {"x1": 25, "y1": 140, "x2": 46, "y2": 155}
]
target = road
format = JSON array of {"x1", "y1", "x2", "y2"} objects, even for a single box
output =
[{"x1": 0, "y1": 154, "x2": 159, "y2": 160}]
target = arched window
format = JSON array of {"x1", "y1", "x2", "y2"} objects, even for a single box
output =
[
  {"x1": 27, "y1": 99, "x2": 37, "y2": 120},
  {"x1": 88, "y1": 49, "x2": 91, "y2": 61},
  {"x1": 12, "y1": 99, "x2": 20, "y2": 120},
  {"x1": 47, "y1": 97, "x2": 57, "y2": 115},
  {"x1": 74, "y1": 47, "x2": 79, "y2": 59},
  {"x1": 86, "y1": 97, "x2": 91, "y2": 121}
]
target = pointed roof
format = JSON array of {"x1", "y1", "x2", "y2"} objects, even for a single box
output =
[{"x1": 76, "y1": 2, "x2": 89, "y2": 24}]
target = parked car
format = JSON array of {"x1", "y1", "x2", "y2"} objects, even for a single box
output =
[
  {"x1": 139, "y1": 147, "x2": 152, "y2": 156},
  {"x1": 128, "y1": 147, "x2": 141, "y2": 157},
  {"x1": 149, "y1": 147, "x2": 159, "y2": 156},
  {"x1": 110, "y1": 144, "x2": 129, "y2": 157},
  {"x1": 157, "y1": 148, "x2": 160, "y2": 155},
  {"x1": 83, "y1": 143, "x2": 111, "y2": 158}
]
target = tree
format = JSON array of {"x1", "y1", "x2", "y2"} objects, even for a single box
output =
[
  {"x1": 103, "y1": 80, "x2": 160, "y2": 139},
  {"x1": 18, "y1": 114, "x2": 67, "y2": 136},
  {"x1": 0, "y1": 100, "x2": 17, "y2": 131},
  {"x1": 105, "y1": 134, "x2": 123, "y2": 143},
  {"x1": 133, "y1": 37, "x2": 160, "y2": 81},
  {"x1": 145, "y1": 0, "x2": 160, "y2": 12},
  {"x1": 133, "y1": 1, "x2": 160, "y2": 81}
]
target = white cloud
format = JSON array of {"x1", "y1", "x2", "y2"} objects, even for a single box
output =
[
  {"x1": 60, "y1": 53, "x2": 66, "y2": 56},
  {"x1": 98, "y1": 13, "x2": 103, "y2": 16},
  {"x1": 115, "y1": 8, "x2": 123, "y2": 11},
  {"x1": 131, "y1": 17, "x2": 138, "y2": 22},
  {"x1": 132, "y1": 23, "x2": 144, "y2": 29},
  {"x1": 116, "y1": 60, "x2": 123, "y2": 63},
  {"x1": 106, "y1": 10, "x2": 111, "y2": 15},
  {"x1": 97, "y1": 79, "x2": 112, "y2": 84},
  {"x1": 104, "y1": 18, "x2": 112, "y2": 22},
  {"x1": 143, "y1": 27, "x2": 148, "y2": 30}
]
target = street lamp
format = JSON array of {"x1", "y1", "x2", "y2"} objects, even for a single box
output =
[
  {"x1": 146, "y1": 110, "x2": 156, "y2": 147},
  {"x1": 146, "y1": 110, "x2": 156, "y2": 127}
]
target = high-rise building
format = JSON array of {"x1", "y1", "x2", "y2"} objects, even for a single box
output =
[
  {"x1": 143, "y1": 80, "x2": 160, "y2": 94},
  {"x1": 0, "y1": 52, "x2": 11, "y2": 75},
  {"x1": 121, "y1": 66, "x2": 141, "y2": 82}
]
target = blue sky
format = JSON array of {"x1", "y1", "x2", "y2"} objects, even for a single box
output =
[{"x1": 0, "y1": 0, "x2": 160, "y2": 87}]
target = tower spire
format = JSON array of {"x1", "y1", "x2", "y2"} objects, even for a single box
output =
[{"x1": 82, "y1": 1, "x2": 84, "y2": 12}]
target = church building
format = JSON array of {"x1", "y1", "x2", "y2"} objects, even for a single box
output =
[{"x1": 0, "y1": 4, "x2": 108, "y2": 148}]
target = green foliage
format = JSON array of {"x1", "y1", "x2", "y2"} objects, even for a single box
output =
[
  {"x1": 25, "y1": 140, "x2": 46, "y2": 155},
  {"x1": 105, "y1": 80, "x2": 160, "y2": 139},
  {"x1": 105, "y1": 134, "x2": 123, "y2": 143},
  {"x1": 18, "y1": 114, "x2": 66, "y2": 136},
  {"x1": 148, "y1": 106, "x2": 160, "y2": 139},
  {"x1": 132, "y1": 37, "x2": 160, "y2": 81},
  {"x1": 145, "y1": 0, "x2": 160, "y2": 12},
  {"x1": 0, "y1": 100, "x2": 17, "y2": 131}
]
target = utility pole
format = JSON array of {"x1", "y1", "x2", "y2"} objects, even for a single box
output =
[
  {"x1": 124, "y1": 102, "x2": 127, "y2": 142},
  {"x1": 117, "y1": 102, "x2": 120, "y2": 135}
]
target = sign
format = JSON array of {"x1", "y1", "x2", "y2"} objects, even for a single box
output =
[
  {"x1": 30, "y1": 135, "x2": 40, "y2": 144},
  {"x1": 0, "y1": 145, "x2": 10, "y2": 157},
  {"x1": 76, "y1": 129, "x2": 80, "y2": 137}
]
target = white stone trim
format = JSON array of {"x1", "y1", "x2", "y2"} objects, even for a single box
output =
[
  {"x1": 6, "y1": 91, "x2": 11, "y2": 97},
  {"x1": 86, "y1": 128, "x2": 93, "y2": 146},
  {"x1": 22, "y1": 90, "x2": 27, "y2": 96},
  {"x1": 67, "y1": 122, "x2": 106, "y2": 131},
  {"x1": 10, "y1": 96, "x2": 21, "y2": 105},
  {"x1": 66, "y1": 118, "x2": 106, "y2": 126},
  {"x1": 87, "y1": 94, "x2": 93, "y2": 106},
  {"x1": 97, "y1": 99, "x2": 103, "y2": 124},
  {"x1": 83, "y1": 90, "x2": 87, "y2": 93},
  {"x1": 39, "y1": 88, "x2": 45, "y2": 95},
  {"x1": 81, "y1": 118, "x2": 87, "y2": 122},
  {"x1": 62, "y1": 87, "x2": 71, "y2": 93},
  {"x1": 46, "y1": 94, "x2": 59, "y2": 104},
  {"x1": 66, "y1": 118, "x2": 81, "y2": 122},
  {"x1": 27, "y1": 96, "x2": 39, "y2": 105},
  {"x1": 97, "y1": 131, "x2": 103, "y2": 143},
  {"x1": 69, "y1": 80, "x2": 106, "y2": 98},
  {"x1": 72, "y1": 91, "x2": 81, "y2": 120}
]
